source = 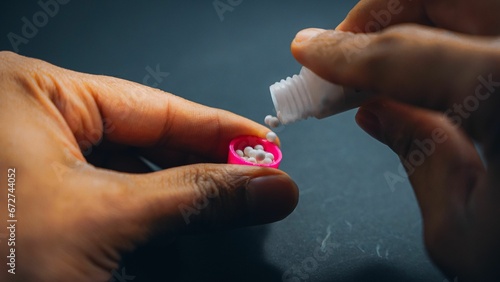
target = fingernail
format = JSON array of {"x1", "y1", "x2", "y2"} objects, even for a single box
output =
[
  {"x1": 356, "y1": 107, "x2": 383, "y2": 142},
  {"x1": 294, "y1": 28, "x2": 326, "y2": 43},
  {"x1": 246, "y1": 175, "x2": 299, "y2": 224}
]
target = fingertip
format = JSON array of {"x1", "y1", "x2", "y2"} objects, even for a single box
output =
[
  {"x1": 293, "y1": 28, "x2": 327, "y2": 44},
  {"x1": 246, "y1": 174, "x2": 299, "y2": 224},
  {"x1": 291, "y1": 29, "x2": 360, "y2": 84},
  {"x1": 291, "y1": 28, "x2": 328, "y2": 63}
]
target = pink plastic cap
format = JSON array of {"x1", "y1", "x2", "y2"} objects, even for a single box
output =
[{"x1": 227, "y1": 135, "x2": 282, "y2": 168}]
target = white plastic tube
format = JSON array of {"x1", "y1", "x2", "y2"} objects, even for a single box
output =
[{"x1": 269, "y1": 67, "x2": 370, "y2": 125}]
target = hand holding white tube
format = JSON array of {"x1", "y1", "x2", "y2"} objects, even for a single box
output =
[{"x1": 290, "y1": 2, "x2": 500, "y2": 279}]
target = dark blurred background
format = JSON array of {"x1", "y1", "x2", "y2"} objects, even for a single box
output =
[{"x1": 0, "y1": 1, "x2": 446, "y2": 281}]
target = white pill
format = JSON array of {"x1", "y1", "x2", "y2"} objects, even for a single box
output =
[
  {"x1": 266, "y1": 131, "x2": 277, "y2": 142},
  {"x1": 269, "y1": 117, "x2": 280, "y2": 128},
  {"x1": 244, "y1": 146, "x2": 253, "y2": 156},
  {"x1": 236, "y1": 149, "x2": 244, "y2": 157},
  {"x1": 265, "y1": 152, "x2": 274, "y2": 160},
  {"x1": 247, "y1": 157, "x2": 256, "y2": 163},
  {"x1": 264, "y1": 115, "x2": 273, "y2": 125},
  {"x1": 254, "y1": 144, "x2": 264, "y2": 150},
  {"x1": 255, "y1": 151, "x2": 266, "y2": 161},
  {"x1": 248, "y1": 149, "x2": 258, "y2": 158},
  {"x1": 262, "y1": 157, "x2": 272, "y2": 164}
]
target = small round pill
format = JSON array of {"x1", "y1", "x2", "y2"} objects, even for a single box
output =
[
  {"x1": 264, "y1": 115, "x2": 273, "y2": 125},
  {"x1": 262, "y1": 157, "x2": 272, "y2": 164},
  {"x1": 265, "y1": 152, "x2": 274, "y2": 160},
  {"x1": 269, "y1": 117, "x2": 280, "y2": 128},
  {"x1": 266, "y1": 131, "x2": 277, "y2": 142},
  {"x1": 244, "y1": 146, "x2": 253, "y2": 156},
  {"x1": 248, "y1": 149, "x2": 258, "y2": 158},
  {"x1": 255, "y1": 151, "x2": 266, "y2": 162},
  {"x1": 254, "y1": 144, "x2": 264, "y2": 150},
  {"x1": 247, "y1": 157, "x2": 256, "y2": 163},
  {"x1": 236, "y1": 149, "x2": 244, "y2": 157}
]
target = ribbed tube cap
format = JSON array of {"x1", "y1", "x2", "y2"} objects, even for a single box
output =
[{"x1": 269, "y1": 67, "x2": 343, "y2": 124}]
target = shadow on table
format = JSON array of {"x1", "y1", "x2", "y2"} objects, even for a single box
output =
[
  {"x1": 120, "y1": 227, "x2": 438, "y2": 282},
  {"x1": 319, "y1": 260, "x2": 438, "y2": 282},
  {"x1": 120, "y1": 225, "x2": 282, "y2": 282}
]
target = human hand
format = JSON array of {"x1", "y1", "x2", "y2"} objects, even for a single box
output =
[
  {"x1": 0, "y1": 52, "x2": 298, "y2": 281},
  {"x1": 289, "y1": 1, "x2": 500, "y2": 280},
  {"x1": 336, "y1": 0, "x2": 500, "y2": 35}
]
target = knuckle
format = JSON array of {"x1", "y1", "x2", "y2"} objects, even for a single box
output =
[
  {"x1": 383, "y1": 23, "x2": 423, "y2": 35},
  {"x1": 366, "y1": 29, "x2": 404, "y2": 61},
  {"x1": 186, "y1": 165, "x2": 242, "y2": 199},
  {"x1": 0, "y1": 51, "x2": 23, "y2": 80},
  {"x1": 191, "y1": 167, "x2": 224, "y2": 197},
  {"x1": 356, "y1": 26, "x2": 422, "y2": 92},
  {"x1": 0, "y1": 51, "x2": 57, "y2": 100},
  {"x1": 0, "y1": 50, "x2": 19, "y2": 61},
  {"x1": 365, "y1": 24, "x2": 421, "y2": 60},
  {"x1": 351, "y1": 31, "x2": 406, "y2": 86},
  {"x1": 181, "y1": 165, "x2": 249, "y2": 225}
]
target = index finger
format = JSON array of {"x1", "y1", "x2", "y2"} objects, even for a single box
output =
[
  {"x1": 336, "y1": 0, "x2": 429, "y2": 32},
  {"x1": 6, "y1": 52, "x2": 274, "y2": 161},
  {"x1": 82, "y1": 74, "x2": 275, "y2": 160},
  {"x1": 338, "y1": 0, "x2": 500, "y2": 36}
]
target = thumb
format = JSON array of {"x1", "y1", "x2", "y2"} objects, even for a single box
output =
[
  {"x1": 355, "y1": 99, "x2": 486, "y2": 275},
  {"x1": 109, "y1": 164, "x2": 298, "y2": 243}
]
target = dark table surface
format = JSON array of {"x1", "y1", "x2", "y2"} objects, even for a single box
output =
[{"x1": 1, "y1": 1, "x2": 446, "y2": 281}]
